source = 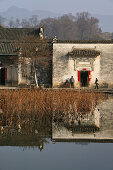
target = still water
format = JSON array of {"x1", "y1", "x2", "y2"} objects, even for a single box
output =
[
  {"x1": 0, "y1": 142, "x2": 113, "y2": 170},
  {"x1": 0, "y1": 91, "x2": 113, "y2": 170}
]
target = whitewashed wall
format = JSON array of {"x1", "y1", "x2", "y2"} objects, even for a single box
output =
[{"x1": 53, "y1": 43, "x2": 113, "y2": 88}]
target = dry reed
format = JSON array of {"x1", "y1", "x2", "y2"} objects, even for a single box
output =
[{"x1": 0, "y1": 89, "x2": 105, "y2": 128}]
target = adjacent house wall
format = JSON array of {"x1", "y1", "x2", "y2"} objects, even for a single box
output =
[
  {"x1": 7, "y1": 65, "x2": 18, "y2": 85},
  {"x1": 0, "y1": 57, "x2": 18, "y2": 86}
]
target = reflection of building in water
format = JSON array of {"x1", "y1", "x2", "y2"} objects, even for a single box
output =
[
  {"x1": 1, "y1": 94, "x2": 113, "y2": 147},
  {"x1": 52, "y1": 96, "x2": 113, "y2": 142},
  {"x1": 0, "y1": 133, "x2": 49, "y2": 151},
  {"x1": 0, "y1": 126, "x2": 50, "y2": 151},
  {"x1": 69, "y1": 97, "x2": 100, "y2": 128},
  {"x1": 0, "y1": 111, "x2": 52, "y2": 151},
  {"x1": 52, "y1": 103, "x2": 100, "y2": 141}
]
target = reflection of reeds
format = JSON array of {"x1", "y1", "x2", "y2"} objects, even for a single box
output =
[{"x1": 0, "y1": 89, "x2": 104, "y2": 125}]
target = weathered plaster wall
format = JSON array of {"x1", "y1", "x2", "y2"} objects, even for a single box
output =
[
  {"x1": 7, "y1": 65, "x2": 18, "y2": 82},
  {"x1": 2, "y1": 64, "x2": 18, "y2": 86},
  {"x1": 0, "y1": 56, "x2": 18, "y2": 85},
  {"x1": 53, "y1": 43, "x2": 113, "y2": 88}
]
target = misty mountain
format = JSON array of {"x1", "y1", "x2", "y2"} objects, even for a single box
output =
[
  {"x1": 0, "y1": 6, "x2": 113, "y2": 32},
  {"x1": 0, "y1": 6, "x2": 61, "y2": 20}
]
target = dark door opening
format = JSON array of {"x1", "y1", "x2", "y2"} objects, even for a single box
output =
[
  {"x1": 0, "y1": 68, "x2": 5, "y2": 85},
  {"x1": 80, "y1": 71, "x2": 88, "y2": 87}
]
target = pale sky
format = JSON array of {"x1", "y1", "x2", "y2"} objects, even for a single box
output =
[{"x1": 0, "y1": 0, "x2": 113, "y2": 15}]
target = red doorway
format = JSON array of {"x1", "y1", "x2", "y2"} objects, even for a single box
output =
[{"x1": 78, "y1": 70, "x2": 91, "y2": 87}]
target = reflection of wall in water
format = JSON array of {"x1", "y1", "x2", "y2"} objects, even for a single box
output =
[
  {"x1": 63, "y1": 102, "x2": 100, "y2": 128},
  {"x1": 0, "y1": 113, "x2": 52, "y2": 151},
  {"x1": 98, "y1": 97, "x2": 113, "y2": 131},
  {"x1": 52, "y1": 104, "x2": 100, "y2": 140},
  {"x1": 52, "y1": 97, "x2": 113, "y2": 141}
]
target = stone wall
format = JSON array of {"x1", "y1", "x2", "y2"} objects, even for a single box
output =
[{"x1": 53, "y1": 43, "x2": 113, "y2": 88}]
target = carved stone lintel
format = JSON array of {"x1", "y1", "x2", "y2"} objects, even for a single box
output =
[{"x1": 73, "y1": 58, "x2": 94, "y2": 71}]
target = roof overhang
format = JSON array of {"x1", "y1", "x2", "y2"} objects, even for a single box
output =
[
  {"x1": 0, "y1": 54, "x2": 18, "y2": 56},
  {"x1": 67, "y1": 49, "x2": 101, "y2": 58}
]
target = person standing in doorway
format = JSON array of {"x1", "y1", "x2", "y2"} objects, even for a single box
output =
[
  {"x1": 65, "y1": 78, "x2": 70, "y2": 88},
  {"x1": 95, "y1": 78, "x2": 99, "y2": 89},
  {"x1": 70, "y1": 76, "x2": 75, "y2": 88}
]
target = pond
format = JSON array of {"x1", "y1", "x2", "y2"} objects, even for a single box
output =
[
  {"x1": 0, "y1": 90, "x2": 113, "y2": 170},
  {"x1": 0, "y1": 142, "x2": 113, "y2": 170}
]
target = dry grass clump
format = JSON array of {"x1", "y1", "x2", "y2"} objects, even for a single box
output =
[
  {"x1": 52, "y1": 90, "x2": 104, "y2": 114},
  {"x1": 0, "y1": 89, "x2": 105, "y2": 127}
]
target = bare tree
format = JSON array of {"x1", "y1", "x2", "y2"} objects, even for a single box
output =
[
  {"x1": 15, "y1": 18, "x2": 21, "y2": 28},
  {"x1": 58, "y1": 15, "x2": 78, "y2": 40},
  {"x1": 29, "y1": 15, "x2": 39, "y2": 27},
  {"x1": 21, "y1": 16, "x2": 39, "y2": 28},
  {"x1": 8, "y1": 17, "x2": 15, "y2": 28},
  {"x1": 0, "y1": 16, "x2": 6, "y2": 26},
  {"x1": 21, "y1": 18, "x2": 31, "y2": 28},
  {"x1": 76, "y1": 12, "x2": 102, "y2": 40},
  {"x1": 40, "y1": 15, "x2": 78, "y2": 40},
  {"x1": 15, "y1": 35, "x2": 52, "y2": 87},
  {"x1": 40, "y1": 12, "x2": 102, "y2": 40}
]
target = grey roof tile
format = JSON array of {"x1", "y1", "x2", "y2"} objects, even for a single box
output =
[
  {"x1": 0, "y1": 28, "x2": 40, "y2": 41},
  {"x1": 0, "y1": 42, "x2": 19, "y2": 55},
  {"x1": 0, "y1": 28, "x2": 40, "y2": 55}
]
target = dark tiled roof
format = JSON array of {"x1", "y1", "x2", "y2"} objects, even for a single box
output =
[
  {"x1": 0, "y1": 41, "x2": 52, "y2": 56},
  {"x1": 68, "y1": 49, "x2": 100, "y2": 58},
  {"x1": 0, "y1": 28, "x2": 40, "y2": 41},
  {"x1": 0, "y1": 28, "x2": 43, "y2": 55},
  {"x1": 0, "y1": 42, "x2": 19, "y2": 55},
  {"x1": 54, "y1": 39, "x2": 113, "y2": 44},
  {"x1": 65, "y1": 125, "x2": 99, "y2": 133}
]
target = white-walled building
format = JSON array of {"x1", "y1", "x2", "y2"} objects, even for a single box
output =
[{"x1": 53, "y1": 40, "x2": 113, "y2": 88}]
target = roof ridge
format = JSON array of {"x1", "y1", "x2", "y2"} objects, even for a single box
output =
[
  {"x1": 54, "y1": 40, "x2": 113, "y2": 44},
  {"x1": 0, "y1": 28, "x2": 37, "y2": 30}
]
